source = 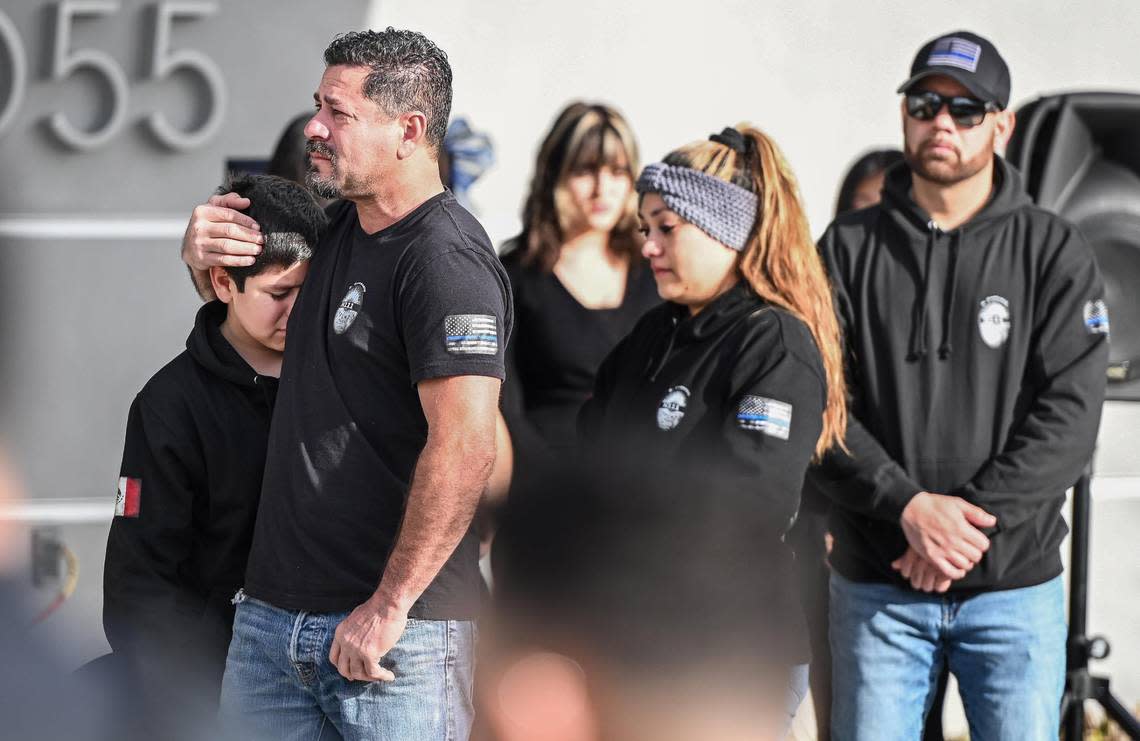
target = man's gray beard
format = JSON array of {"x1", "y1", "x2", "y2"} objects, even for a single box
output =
[{"x1": 306, "y1": 167, "x2": 342, "y2": 199}]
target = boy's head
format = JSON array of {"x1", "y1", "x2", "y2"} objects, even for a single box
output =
[{"x1": 208, "y1": 173, "x2": 326, "y2": 352}]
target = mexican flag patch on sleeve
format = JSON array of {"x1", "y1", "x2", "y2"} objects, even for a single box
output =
[{"x1": 115, "y1": 477, "x2": 141, "y2": 518}]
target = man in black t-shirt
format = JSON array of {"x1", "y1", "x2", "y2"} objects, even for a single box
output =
[{"x1": 182, "y1": 29, "x2": 512, "y2": 740}]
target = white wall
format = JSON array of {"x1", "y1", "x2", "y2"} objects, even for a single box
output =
[{"x1": 366, "y1": 0, "x2": 1140, "y2": 243}]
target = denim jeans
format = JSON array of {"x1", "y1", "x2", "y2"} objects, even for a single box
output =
[
  {"x1": 828, "y1": 572, "x2": 1066, "y2": 741},
  {"x1": 219, "y1": 592, "x2": 476, "y2": 741}
]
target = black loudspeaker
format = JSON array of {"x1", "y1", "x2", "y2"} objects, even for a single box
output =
[{"x1": 1006, "y1": 91, "x2": 1140, "y2": 401}]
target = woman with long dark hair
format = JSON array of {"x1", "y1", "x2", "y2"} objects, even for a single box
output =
[
  {"x1": 579, "y1": 125, "x2": 847, "y2": 736},
  {"x1": 496, "y1": 103, "x2": 659, "y2": 496}
]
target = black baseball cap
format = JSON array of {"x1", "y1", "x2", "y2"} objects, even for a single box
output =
[{"x1": 897, "y1": 31, "x2": 1010, "y2": 108}]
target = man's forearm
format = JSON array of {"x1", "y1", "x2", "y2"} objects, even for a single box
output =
[
  {"x1": 813, "y1": 413, "x2": 923, "y2": 522},
  {"x1": 372, "y1": 433, "x2": 495, "y2": 612}
]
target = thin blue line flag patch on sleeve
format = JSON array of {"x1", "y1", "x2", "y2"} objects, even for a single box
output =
[
  {"x1": 444, "y1": 314, "x2": 499, "y2": 355},
  {"x1": 1084, "y1": 299, "x2": 1110, "y2": 336},
  {"x1": 736, "y1": 395, "x2": 792, "y2": 440}
]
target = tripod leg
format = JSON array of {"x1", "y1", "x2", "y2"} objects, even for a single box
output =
[
  {"x1": 1065, "y1": 697, "x2": 1085, "y2": 741},
  {"x1": 1062, "y1": 470, "x2": 1092, "y2": 740},
  {"x1": 1060, "y1": 694, "x2": 1073, "y2": 727},
  {"x1": 1093, "y1": 678, "x2": 1140, "y2": 739}
]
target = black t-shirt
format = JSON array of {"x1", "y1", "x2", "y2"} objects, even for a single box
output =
[
  {"x1": 500, "y1": 244, "x2": 660, "y2": 457},
  {"x1": 244, "y1": 192, "x2": 512, "y2": 618}
]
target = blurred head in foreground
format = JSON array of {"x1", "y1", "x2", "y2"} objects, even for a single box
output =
[
  {"x1": 0, "y1": 451, "x2": 115, "y2": 739},
  {"x1": 482, "y1": 463, "x2": 792, "y2": 741},
  {"x1": 0, "y1": 448, "x2": 22, "y2": 572}
]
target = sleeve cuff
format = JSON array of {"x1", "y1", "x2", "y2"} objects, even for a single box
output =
[
  {"x1": 874, "y1": 464, "x2": 923, "y2": 521},
  {"x1": 410, "y1": 359, "x2": 506, "y2": 385}
]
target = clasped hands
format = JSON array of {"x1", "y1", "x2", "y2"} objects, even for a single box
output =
[{"x1": 893, "y1": 491, "x2": 997, "y2": 593}]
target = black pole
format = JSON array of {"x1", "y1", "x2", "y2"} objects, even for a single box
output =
[
  {"x1": 1064, "y1": 469, "x2": 1091, "y2": 740},
  {"x1": 1067, "y1": 472, "x2": 1090, "y2": 641},
  {"x1": 1061, "y1": 466, "x2": 1140, "y2": 739}
]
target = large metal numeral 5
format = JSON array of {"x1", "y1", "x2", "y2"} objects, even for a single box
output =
[
  {"x1": 46, "y1": 0, "x2": 129, "y2": 151},
  {"x1": 0, "y1": 10, "x2": 28, "y2": 139},
  {"x1": 143, "y1": 1, "x2": 226, "y2": 151}
]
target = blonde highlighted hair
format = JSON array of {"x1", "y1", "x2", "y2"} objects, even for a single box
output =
[
  {"x1": 519, "y1": 102, "x2": 642, "y2": 271},
  {"x1": 664, "y1": 125, "x2": 847, "y2": 457}
]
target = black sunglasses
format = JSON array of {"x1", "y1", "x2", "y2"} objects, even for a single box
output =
[{"x1": 905, "y1": 91, "x2": 1001, "y2": 128}]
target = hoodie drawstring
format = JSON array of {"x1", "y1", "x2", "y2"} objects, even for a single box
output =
[
  {"x1": 907, "y1": 222, "x2": 963, "y2": 362},
  {"x1": 908, "y1": 222, "x2": 939, "y2": 360},
  {"x1": 938, "y1": 232, "x2": 962, "y2": 359}
]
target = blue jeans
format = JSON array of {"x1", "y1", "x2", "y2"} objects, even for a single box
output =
[
  {"x1": 828, "y1": 572, "x2": 1066, "y2": 741},
  {"x1": 219, "y1": 593, "x2": 476, "y2": 741}
]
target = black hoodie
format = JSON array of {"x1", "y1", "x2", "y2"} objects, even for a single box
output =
[
  {"x1": 579, "y1": 282, "x2": 828, "y2": 663},
  {"x1": 814, "y1": 157, "x2": 1109, "y2": 592},
  {"x1": 103, "y1": 300, "x2": 278, "y2": 695}
]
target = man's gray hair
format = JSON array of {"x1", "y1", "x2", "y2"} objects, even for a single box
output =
[{"x1": 323, "y1": 28, "x2": 452, "y2": 151}]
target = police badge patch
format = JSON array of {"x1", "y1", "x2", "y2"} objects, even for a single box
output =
[
  {"x1": 334, "y1": 282, "x2": 366, "y2": 335},
  {"x1": 656, "y1": 386, "x2": 690, "y2": 431},
  {"x1": 977, "y1": 295, "x2": 1011, "y2": 348}
]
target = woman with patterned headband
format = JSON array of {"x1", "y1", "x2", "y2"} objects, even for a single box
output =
[{"x1": 578, "y1": 124, "x2": 848, "y2": 736}]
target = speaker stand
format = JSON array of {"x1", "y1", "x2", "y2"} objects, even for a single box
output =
[{"x1": 1060, "y1": 468, "x2": 1140, "y2": 739}]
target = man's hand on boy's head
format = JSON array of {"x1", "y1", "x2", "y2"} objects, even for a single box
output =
[{"x1": 181, "y1": 192, "x2": 264, "y2": 300}]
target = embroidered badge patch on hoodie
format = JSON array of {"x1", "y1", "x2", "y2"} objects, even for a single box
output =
[
  {"x1": 115, "y1": 477, "x2": 141, "y2": 518},
  {"x1": 977, "y1": 295, "x2": 1011, "y2": 348},
  {"x1": 656, "y1": 386, "x2": 690, "y2": 431},
  {"x1": 444, "y1": 314, "x2": 498, "y2": 355},
  {"x1": 736, "y1": 395, "x2": 792, "y2": 440}
]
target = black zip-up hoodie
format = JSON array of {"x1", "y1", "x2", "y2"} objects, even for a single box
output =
[
  {"x1": 813, "y1": 156, "x2": 1109, "y2": 592},
  {"x1": 103, "y1": 300, "x2": 278, "y2": 692},
  {"x1": 579, "y1": 282, "x2": 828, "y2": 663}
]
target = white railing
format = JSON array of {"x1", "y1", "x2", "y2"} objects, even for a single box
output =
[
  {"x1": 0, "y1": 498, "x2": 112, "y2": 524},
  {"x1": 0, "y1": 476, "x2": 1135, "y2": 526}
]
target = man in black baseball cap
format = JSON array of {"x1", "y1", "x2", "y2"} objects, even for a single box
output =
[{"x1": 814, "y1": 29, "x2": 1108, "y2": 741}]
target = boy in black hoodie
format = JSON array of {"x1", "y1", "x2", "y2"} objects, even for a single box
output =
[
  {"x1": 102, "y1": 174, "x2": 326, "y2": 727},
  {"x1": 814, "y1": 32, "x2": 1108, "y2": 740}
]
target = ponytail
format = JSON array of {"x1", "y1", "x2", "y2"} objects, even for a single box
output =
[{"x1": 737, "y1": 125, "x2": 847, "y2": 457}]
